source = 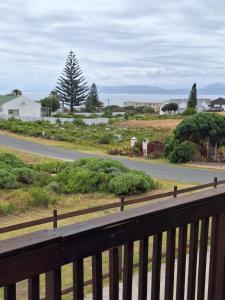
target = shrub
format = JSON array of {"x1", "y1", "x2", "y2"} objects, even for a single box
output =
[
  {"x1": 0, "y1": 153, "x2": 24, "y2": 168},
  {"x1": 58, "y1": 168, "x2": 107, "y2": 193},
  {"x1": 0, "y1": 169, "x2": 19, "y2": 189},
  {"x1": 98, "y1": 134, "x2": 112, "y2": 144},
  {"x1": 73, "y1": 118, "x2": 85, "y2": 126},
  {"x1": 44, "y1": 181, "x2": 61, "y2": 193},
  {"x1": 32, "y1": 161, "x2": 69, "y2": 174},
  {"x1": 28, "y1": 188, "x2": 58, "y2": 207},
  {"x1": 14, "y1": 167, "x2": 39, "y2": 184},
  {"x1": 107, "y1": 172, "x2": 156, "y2": 195},
  {"x1": 168, "y1": 141, "x2": 197, "y2": 163},
  {"x1": 182, "y1": 108, "x2": 197, "y2": 115},
  {"x1": 0, "y1": 161, "x2": 13, "y2": 171},
  {"x1": 0, "y1": 203, "x2": 16, "y2": 216}
]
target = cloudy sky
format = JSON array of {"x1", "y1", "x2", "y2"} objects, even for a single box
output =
[{"x1": 1, "y1": 0, "x2": 225, "y2": 96}]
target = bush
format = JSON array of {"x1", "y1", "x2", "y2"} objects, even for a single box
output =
[
  {"x1": 0, "y1": 153, "x2": 24, "y2": 168},
  {"x1": 182, "y1": 108, "x2": 197, "y2": 115},
  {"x1": 28, "y1": 188, "x2": 58, "y2": 207},
  {"x1": 32, "y1": 161, "x2": 69, "y2": 174},
  {"x1": 44, "y1": 181, "x2": 61, "y2": 193},
  {"x1": 98, "y1": 134, "x2": 112, "y2": 144},
  {"x1": 0, "y1": 169, "x2": 19, "y2": 189},
  {"x1": 14, "y1": 167, "x2": 39, "y2": 184},
  {"x1": 168, "y1": 141, "x2": 197, "y2": 163},
  {"x1": 0, "y1": 203, "x2": 16, "y2": 216},
  {"x1": 0, "y1": 161, "x2": 13, "y2": 171},
  {"x1": 58, "y1": 168, "x2": 107, "y2": 193},
  {"x1": 107, "y1": 172, "x2": 156, "y2": 195}
]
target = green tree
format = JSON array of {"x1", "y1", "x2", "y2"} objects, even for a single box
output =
[
  {"x1": 174, "y1": 113, "x2": 225, "y2": 147},
  {"x1": 40, "y1": 92, "x2": 60, "y2": 113},
  {"x1": 85, "y1": 83, "x2": 104, "y2": 112},
  {"x1": 56, "y1": 51, "x2": 88, "y2": 112},
  {"x1": 162, "y1": 103, "x2": 179, "y2": 114},
  {"x1": 10, "y1": 89, "x2": 23, "y2": 97},
  {"x1": 187, "y1": 83, "x2": 197, "y2": 109}
]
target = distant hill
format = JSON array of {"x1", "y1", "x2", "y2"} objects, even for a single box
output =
[
  {"x1": 99, "y1": 83, "x2": 225, "y2": 95},
  {"x1": 99, "y1": 85, "x2": 187, "y2": 94}
]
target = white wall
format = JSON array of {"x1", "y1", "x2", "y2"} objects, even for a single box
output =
[{"x1": 2, "y1": 96, "x2": 41, "y2": 117}]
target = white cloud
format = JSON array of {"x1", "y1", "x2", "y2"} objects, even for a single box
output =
[{"x1": 0, "y1": 0, "x2": 225, "y2": 95}]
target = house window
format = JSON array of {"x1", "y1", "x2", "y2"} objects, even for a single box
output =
[
  {"x1": 0, "y1": 106, "x2": 3, "y2": 112},
  {"x1": 8, "y1": 109, "x2": 19, "y2": 116}
]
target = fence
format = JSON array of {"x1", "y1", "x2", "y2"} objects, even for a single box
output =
[
  {"x1": 1, "y1": 184, "x2": 225, "y2": 299},
  {"x1": 0, "y1": 177, "x2": 223, "y2": 237}
]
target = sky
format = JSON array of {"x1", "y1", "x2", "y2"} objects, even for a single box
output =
[{"x1": 1, "y1": 0, "x2": 225, "y2": 96}]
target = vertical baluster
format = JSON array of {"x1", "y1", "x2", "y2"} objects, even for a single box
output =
[
  {"x1": 73, "y1": 259, "x2": 84, "y2": 300},
  {"x1": 208, "y1": 216, "x2": 218, "y2": 299},
  {"x1": 176, "y1": 225, "x2": 187, "y2": 300},
  {"x1": 92, "y1": 253, "x2": 103, "y2": 300},
  {"x1": 197, "y1": 218, "x2": 209, "y2": 300},
  {"x1": 109, "y1": 248, "x2": 119, "y2": 300},
  {"x1": 210, "y1": 213, "x2": 225, "y2": 299},
  {"x1": 28, "y1": 276, "x2": 40, "y2": 300},
  {"x1": 165, "y1": 229, "x2": 176, "y2": 300},
  {"x1": 123, "y1": 242, "x2": 134, "y2": 300},
  {"x1": 138, "y1": 238, "x2": 149, "y2": 300},
  {"x1": 151, "y1": 233, "x2": 162, "y2": 300},
  {"x1": 187, "y1": 221, "x2": 199, "y2": 299},
  {"x1": 4, "y1": 284, "x2": 16, "y2": 300},
  {"x1": 45, "y1": 269, "x2": 61, "y2": 300}
]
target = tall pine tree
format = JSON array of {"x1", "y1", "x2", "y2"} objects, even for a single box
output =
[
  {"x1": 187, "y1": 83, "x2": 197, "y2": 109},
  {"x1": 56, "y1": 51, "x2": 88, "y2": 112},
  {"x1": 85, "y1": 83, "x2": 104, "y2": 112}
]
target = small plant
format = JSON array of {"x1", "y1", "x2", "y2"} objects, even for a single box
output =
[
  {"x1": 107, "y1": 172, "x2": 157, "y2": 195},
  {"x1": 14, "y1": 167, "x2": 38, "y2": 184},
  {"x1": 0, "y1": 203, "x2": 16, "y2": 216},
  {"x1": 0, "y1": 153, "x2": 24, "y2": 168},
  {"x1": 182, "y1": 108, "x2": 197, "y2": 116},
  {"x1": 168, "y1": 141, "x2": 197, "y2": 163},
  {"x1": 98, "y1": 134, "x2": 112, "y2": 144},
  {"x1": 28, "y1": 188, "x2": 58, "y2": 207},
  {"x1": 0, "y1": 169, "x2": 19, "y2": 189},
  {"x1": 44, "y1": 181, "x2": 61, "y2": 193}
]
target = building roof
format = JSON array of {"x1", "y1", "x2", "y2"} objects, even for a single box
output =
[
  {"x1": 0, "y1": 95, "x2": 16, "y2": 106},
  {"x1": 210, "y1": 98, "x2": 225, "y2": 104}
]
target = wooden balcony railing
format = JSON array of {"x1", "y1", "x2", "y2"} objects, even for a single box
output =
[{"x1": 1, "y1": 186, "x2": 225, "y2": 299}]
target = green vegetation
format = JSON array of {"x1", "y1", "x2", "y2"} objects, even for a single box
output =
[
  {"x1": 0, "y1": 118, "x2": 169, "y2": 152},
  {"x1": 40, "y1": 91, "x2": 60, "y2": 112},
  {"x1": 166, "y1": 112, "x2": 225, "y2": 163},
  {"x1": 161, "y1": 103, "x2": 178, "y2": 114},
  {"x1": 187, "y1": 83, "x2": 197, "y2": 109},
  {"x1": 0, "y1": 153, "x2": 158, "y2": 215},
  {"x1": 85, "y1": 83, "x2": 104, "y2": 112},
  {"x1": 182, "y1": 107, "x2": 197, "y2": 115}
]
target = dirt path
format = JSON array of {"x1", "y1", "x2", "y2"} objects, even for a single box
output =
[{"x1": 120, "y1": 119, "x2": 181, "y2": 129}]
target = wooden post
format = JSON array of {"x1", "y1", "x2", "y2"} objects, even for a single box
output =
[
  {"x1": 119, "y1": 196, "x2": 125, "y2": 280},
  {"x1": 214, "y1": 177, "x2": 218, "y2": 188},
  {"x1": 173, "y1": 186, "x2": 178, "y2": 198},
  {"x1": 53, "y1": 209, "x2": 58, "y2": 229}
]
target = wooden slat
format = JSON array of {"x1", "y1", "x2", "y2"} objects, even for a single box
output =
[
  {"x1": 138, "y1": 238, "x2": 149, "y2": 300},
  {"x1": 123, "y1": 242, "x2": 134, "y2": 300},
  {"x1": 45, "y1": 269, "x2": 61, "y2": 300},
  {"x1": 4, "y1": 284, "x2": 16, "y2": 300},
  {"x1": 165, "y1": 229, "x2": 176, "y2": 300},
  {"x1": 187, "y1": 221, "x2": 199, "y2": 300},
  {"x1": 208, "y1": 216, "x2": 218, "y2": 299},
  {"x1": 109, "y1": 248, "x2": 119, "y2": 300},
  {"x1": 197, "y1": 218, "x2": 209, "y2": 300},
  {"x1": 73, "y1": 259, "x2": 84, "y2": 300},
  {"x1": 28, "y1": 276, "x2": 40, "y2": 300},
  {"x1": 176, "y1": 225, "x2": 187, "y2": 300},
  {"x1": 213, "y1": 213, "x2": 225, "y2": 299},
  {"x1": 151, "y1": 233, "x2": 162, "y2": 300},
  {"x1": 92, "y1": 253, "x2": 102, "y2": 300}
]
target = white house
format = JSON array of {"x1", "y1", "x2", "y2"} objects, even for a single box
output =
[
  {"x1": 0, "y1": 95, "x2": 46, "y2": 118},
  {"x1": 160, "y1": 99, "x2": 211, "y2": 115}
]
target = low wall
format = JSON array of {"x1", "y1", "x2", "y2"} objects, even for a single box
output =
[{"x1": 0, "y1": 115, "x2": 109, "y2": 125}]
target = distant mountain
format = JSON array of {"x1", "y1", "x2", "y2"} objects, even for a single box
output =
[
  {"x1": 99, "y1": 83, "x2": 225, "y2": 95},
  {"x1": 99, "y1": 85, "x2": 187, "y2": 95},
  {"x1": 199, "y1": 83, "x2": 225, "y2": 94}
]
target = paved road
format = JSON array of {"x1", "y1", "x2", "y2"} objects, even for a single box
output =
[{"x1": 0, "y1": 133, "x2": 225, "y2": 183}]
